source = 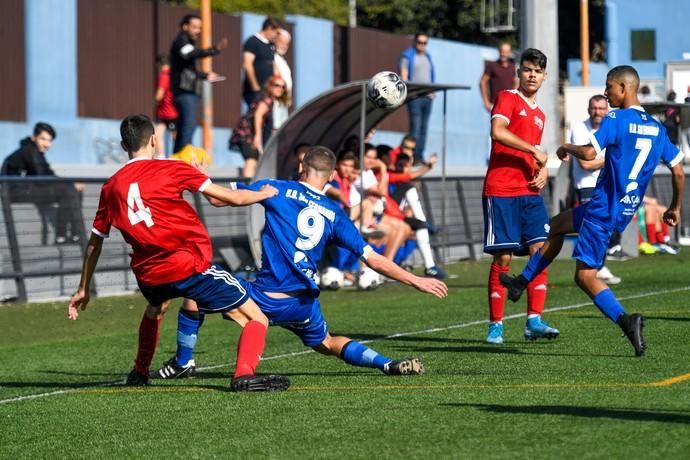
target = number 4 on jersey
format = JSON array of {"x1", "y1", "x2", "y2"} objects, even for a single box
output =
[{"x1": 127, "y1": 183, "x2": 154, "y2": 227}]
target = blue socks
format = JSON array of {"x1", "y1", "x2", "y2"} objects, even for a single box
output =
[
  {"x1": 522, "y1": 250, "x2": 552, "y2": 282},
  {"x1": 341, "y1": 341, "x2": 391, "y2": 370},
  {"x1": 176, "y1": 309, "x2": 201, "y2": 366},
  {"x1": 593, "y1": 288, "x2": 625, "y2": 322}
]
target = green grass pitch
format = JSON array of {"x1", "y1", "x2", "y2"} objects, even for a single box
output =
[{"x1": 1, "y1": 252, "x2": 689, "y2": 459}]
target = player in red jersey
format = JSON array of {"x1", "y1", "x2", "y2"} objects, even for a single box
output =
[
  {"x1": 68, "y1": 114, "x2": 289, "y2": 392},
  {"x1": 482, "y1": 48, "x2": 559, "y2": 344}
]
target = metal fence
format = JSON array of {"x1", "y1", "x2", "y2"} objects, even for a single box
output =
[{"x1": 1, "y1": 171, "x2": 687, "y2": 304}]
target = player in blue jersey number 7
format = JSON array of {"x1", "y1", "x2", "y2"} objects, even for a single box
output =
[
  {"x1": 500, "y1": 65, "x2": 685, "y2": 357},
  {"x1": 155, "y1": 146, "x2": 448, "y2": 384}
]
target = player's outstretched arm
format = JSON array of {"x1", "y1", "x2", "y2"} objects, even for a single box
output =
[
  {"x1": 663, "y1": 163, "x2": 685, "y2": 226},
  {"x1": 364, "y1": 251, "x2": 448, "y2": 299},
  {"x1": 203, "y1": 183, "x2": 278, "y2": 207},
  {"x1": 557, "y1": 143, "x2": 597, "y2": 161},
  {"x1": 68, "y1": 233, "x2": 104, "y2": 320}
]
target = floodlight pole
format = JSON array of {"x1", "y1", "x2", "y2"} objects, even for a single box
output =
[
  {"x1": 357, "y1": 83, "x2": 367, "y2": 284},
  {"x1": 441, "y1": 90, "x2": 448, "y2": 264},
  {"x1": 200, "y1": 0, "x2": 213, "y2": 156}
]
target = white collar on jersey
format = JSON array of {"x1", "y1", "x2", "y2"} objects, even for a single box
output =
[
  {"x1": 510, "y1": 88, "x2": 539, "y2": 109},
  {"x1": 629, "y1": 105, "x2": 645, "y2": 112},
  {"x1": 299, "y1": 181, "x2": 327, "y2": 195},
  {"x1": 126, "y1": 157, "x2": 154, "y2": 164}
]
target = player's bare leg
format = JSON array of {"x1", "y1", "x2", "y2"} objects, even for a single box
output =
[
  {"x1": 314, "y1": 333, "x2": 424, "y2": 375},
  {"x1": 574, "y1": 261, "x2": 645, "y2": 357}
]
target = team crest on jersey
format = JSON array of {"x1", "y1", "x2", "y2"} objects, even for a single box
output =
[{"x1": 534, "y1": 116, "x2": 544, "y2": 130}]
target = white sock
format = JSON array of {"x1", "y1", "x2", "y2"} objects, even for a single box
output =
[
  {"x1": 416, "y1": 228, "x2": 435, "y2": 269},
  {"x1": 405, "y1": 187, "x2": 427, "y2": 222}
]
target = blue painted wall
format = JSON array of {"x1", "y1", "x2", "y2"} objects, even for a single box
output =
[{"x1": 567, "y1": 1, "x2": 690, "y2": 83}]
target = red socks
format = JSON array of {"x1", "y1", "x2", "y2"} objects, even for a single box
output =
[
  {"x1": 527, "y1": 269, "x2": 548, "y2": 316},
  {"x1": 646, "y1": 224, "x2": 658, "y2": 244},
  {"x1": 134, "y1": 314, "x2": 161, "y2": 376},
  {"x1": 488, "y1": 263, "x2": 509, "y2": 322},
  {"x1": 234, "y1": 320, "x2": 267, "y2": 378}
]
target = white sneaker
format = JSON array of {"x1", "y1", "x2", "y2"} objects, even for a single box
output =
[
  {"x1": 656, "y1": 243, "x2": 678, "y2": 255},
  {"x1": 596, "y1": 266, "x2": 621, "y2": 285}
]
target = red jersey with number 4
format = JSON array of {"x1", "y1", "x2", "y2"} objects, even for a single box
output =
[
  {"x1": 483, "y1": 89, "x2": 546, "y2": 196},
  {"x1": 92, "y1": 158, "x2": 212, "y2": 286}
]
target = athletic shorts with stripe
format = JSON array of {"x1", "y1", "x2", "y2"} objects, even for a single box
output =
[
  {"x1": 138, "y1": 264, "x2": 247, "y2": 313},
  {"x1": 482, "y1": 195, "x2": 549, "y2": 255}
]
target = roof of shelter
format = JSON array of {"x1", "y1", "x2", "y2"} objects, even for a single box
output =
[{"x1": 256, "y1": 81, "x2": 470, "y2": 180}]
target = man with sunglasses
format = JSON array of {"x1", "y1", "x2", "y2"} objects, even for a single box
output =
[{"x1": 399, "y1": 33, "x2": 436, "y2": 165}]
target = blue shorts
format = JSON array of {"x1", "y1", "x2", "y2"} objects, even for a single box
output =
[
  {"x1": 572, "y1": 203, "x2": 612, "y2": 269},
  {"x1": 138, "y1": 265, "x2": 247, "y2": 313},
  {"x1": 239, "y1": 279, "x2": 328, "y2": 347},
  {"x1": 483, "y1": 195, "x2": 549, "y2": 254}
]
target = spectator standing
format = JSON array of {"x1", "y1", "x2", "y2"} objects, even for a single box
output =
[
  {"x1": 170, "y1": 14, "x2": 227, "y2": 154},
  {"x1": 399, "y1": 33, "x2": 436, "y2": 164},
  {"x1": 230, "y1": 75, "x2": 288, "y2": 178},
  {"x1": 242, "y1": 17, "x2": 281, "y2": 107},
  {"x1": 154, "y1": 54, "x2": 178, "y2": 158},
  {"x1": 272, "y1": 28, "x2": 293, "y2": 131},
  {"x1": 1, "y1": 123, "x2": 84, "y2": 245},
  {"x1": 569, "y1": 94, "x2": 622, "y2": 284},
  {"x1": 480, "y1": 42, "x2": 518, "y2": 113}
]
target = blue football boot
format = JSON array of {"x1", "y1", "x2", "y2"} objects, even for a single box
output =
[
  {"x1": 524, "y1": 316, "x2": 560, "y2": 341},
  {"x1": 485, "y1": 322, "x2": 504, "y2": 344}
]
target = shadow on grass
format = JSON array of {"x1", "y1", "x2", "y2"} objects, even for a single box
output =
[
  {"x1": 0, "y1": 379, "x2": 121, "y2": 389},
  {"x1": 440, "y1": 403, "x2": 690, "y2": 424}
]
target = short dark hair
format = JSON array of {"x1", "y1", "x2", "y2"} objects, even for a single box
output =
[
  {"x1": 414, "y1": 32, "x2": 428, "y2": 41},
  {"x1": 400, "y1": 134, "x2": 416, "y2": 145},
  {"x1": 589, "y1": 94, "x2": 607, "y2": 105},
  {"x1": 607, "y1": 65, "x2": 640, "y2": 89},
  {"x1": 120, "y1": 114, "x2": 154, "y2": 153},
  {"x1": 376, "y1": 144, "x2": 393, "y2": 159},
  {"x1": 262, "y1": 16, "x2": 281, "y2": 30},
  {"x1": 156, "y1": 54, "x2": 169, "y2": 66},
  {"x1": 337, "y1": 150, "x2": 357, "y2": 163},
  {"x1": 294, "y1": 143, "x2": 311, "y2": 156},
  {"x1": 396, "y1": 153, "x2": 412, "y2": 168},
  {"x1": 180, "y1": 14, "x2": 200, "y2": 28},
  {"x1": 520, "y1": 48, "x2": 547, "y2": 69},
  {"x1": 33, "y1": 122, "x2": 56, "y2": 140},
  {"x1": 303, "y1": 146, "x2": 336, "y2": 173},
  {"x1": 363, "y1": 143, "x2": 377, "y2": 154}
]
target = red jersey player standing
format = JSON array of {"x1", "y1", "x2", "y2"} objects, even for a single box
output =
[
  {"x1": 482, "y1": 48, "x2": 559, "y2": 344},
  {"x1": 68, "y1": 114, "x2": 289, "y2": 392}
]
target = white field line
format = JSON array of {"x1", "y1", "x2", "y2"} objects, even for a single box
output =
[{"x1": 1, "y1": 285, "x2": 688, "y2": 405}]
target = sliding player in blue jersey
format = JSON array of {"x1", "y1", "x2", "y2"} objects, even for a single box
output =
[
  {"x1": 155, "y1": 146, "x2": 448, "y2": 386},
  {"x1": 500, "y1": 65, "x2": 684, "y2": 357}
]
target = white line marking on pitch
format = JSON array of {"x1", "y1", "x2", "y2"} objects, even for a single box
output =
[{"x1": 1, "y1": 285, "x2": 688, "y2": 405}]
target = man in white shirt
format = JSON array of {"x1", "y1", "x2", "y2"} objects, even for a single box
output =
[
  {"x1": 569, "y1": 94, "x2": 623, "y2": 284},
  {"x1": 272, "y1": 28, "x2": 292, "y2": 130}
]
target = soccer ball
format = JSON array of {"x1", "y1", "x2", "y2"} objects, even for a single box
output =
[
  {"x1": 367, "y1": 71, "x2": 407, "y2": 110},
  {"x1": 357, "y1": 266, "x2": 383, "y2": 290},
  {"x1": 320, "y1": 267, "x2": 344, "y2": 290}
]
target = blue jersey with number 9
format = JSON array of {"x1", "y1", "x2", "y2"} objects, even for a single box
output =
[
  {"x1": 235, "y1": 179, "x2": 370, "y2": 295},
  {"x1": 587, "y1": 106, "x2": 683, "y2": 231}
]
